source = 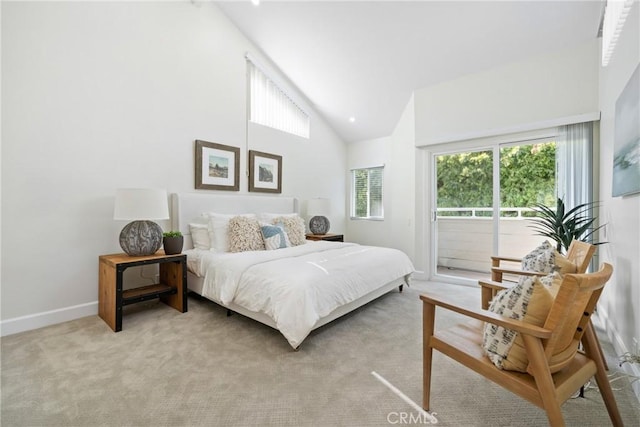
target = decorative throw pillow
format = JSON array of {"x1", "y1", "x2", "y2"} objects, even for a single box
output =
[
  {"x1": 260, "y1": 223, "x2": 291, "y2": 250},
  {"x1": 521, "y1": 241, "x2": 556, "y2": 273},
  {"x1": 206, "y1": 213, "x2": 257, "y2": 252},
  {"x1": 554, "y1": 251, "x2": 577, "y2": 275},
  {"x1": 483, "y1": 275, "x2": 555, "y2": 372},
  {"x1": 228, "y1": 216, "x2": 265, "y2": 252},
  {"x1": 272, "y1": 215, "x2": 306, "y2": 246},
  {"x1": 188, "y1": 223, "x2": 210, "y2": 250}
]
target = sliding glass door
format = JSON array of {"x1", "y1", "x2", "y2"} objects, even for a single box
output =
[
  {"x1": 432, "y1": 139, "x2": 557, "y2": 284},
  {"x1": 434, "y1": 149, "x2": 494, "y2": 281}
]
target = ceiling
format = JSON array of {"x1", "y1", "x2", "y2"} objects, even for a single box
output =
[{"x1": 216, "y1": 1, "x2": 605, "y2": 143}]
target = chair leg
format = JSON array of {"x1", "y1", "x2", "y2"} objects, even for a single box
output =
[
  {"x1": 422, "y1": 301, "x2": 436, "y2": 411},
  {"x1": 589, "y1": 319, "x2": 609, "y2": 370},
  {"x1": 582, "y1": 322, "x2": 624, "y2": 427},
  {"x1": 522, "y1": 334, "x2": 565, "y2": 427}
]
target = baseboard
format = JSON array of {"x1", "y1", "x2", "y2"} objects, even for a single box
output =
[
  {"x1": 0, "y1": 301, "x2": 98, "y2": 337},
  {"x1": 594, "y1": 308, "x2": 640, "y2": 402}
]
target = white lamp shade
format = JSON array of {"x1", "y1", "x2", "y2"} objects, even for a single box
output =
[
  {"x1": 113, "y1": 188, "x2": 169, "y2": 220},
  {"x1": 307, "y1": 198, "x2": 330, "y2": 216}
]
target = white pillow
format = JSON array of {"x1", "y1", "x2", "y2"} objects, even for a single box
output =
[
  {"x1": 188, "y1": 223, "x2": 210, "y2": 250},
  {"x1": 206, "y1": 212, "x2": 256, "y2": 252}
]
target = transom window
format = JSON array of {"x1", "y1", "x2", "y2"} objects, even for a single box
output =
[{"x1": 247, "y1": 59, "x2": 310, "y2": 139}]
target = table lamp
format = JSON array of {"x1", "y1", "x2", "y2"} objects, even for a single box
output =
[
  {"x1": 113, "y1": 188, "x2": 170, "y2": 256},
  {"x1": 307, "y1": 198, "x2": 330, "y2": 235}
]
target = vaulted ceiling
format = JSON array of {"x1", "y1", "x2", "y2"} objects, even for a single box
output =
[{"x1": 216, "y1": 1, "x2": 604, "y2": 143}]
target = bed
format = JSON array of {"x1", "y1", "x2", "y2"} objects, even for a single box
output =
[{"x1": 171, "y1": 192, "x2": 415, "y2": 349}]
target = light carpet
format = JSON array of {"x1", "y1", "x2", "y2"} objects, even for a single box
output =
[{"x1": 1, "y1": 281, "x2": 639, "y2": 426}]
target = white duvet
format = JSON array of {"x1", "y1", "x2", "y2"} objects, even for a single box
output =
[{"x1": 187, "y1": 241, "x2": 414, "y2": 348}]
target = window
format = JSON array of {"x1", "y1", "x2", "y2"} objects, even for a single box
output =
[
  {"x1": 351, "y1": 166, "x2": 384, "y2": 219},
  {"x1": 247, "y1": 59, "x2": 310, "y2": 138}
]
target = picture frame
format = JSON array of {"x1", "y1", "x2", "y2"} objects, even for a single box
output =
[
  {"x1": 612, "y1": 63, "x2": 640, "y2": 197},
  {"x1": 248, "y1": 150, "x2": 282, "y2": 194},
  {"x1": 195, "y1": 140, "x2": 240, "y2": 191}
]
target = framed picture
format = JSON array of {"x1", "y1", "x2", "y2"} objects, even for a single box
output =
[
  {"x1": 612, "y1": 63, "x2": 640, "y2": 197},
  {"x1": 248, "y1": 150, "x2": 282, "y2": 193},
  {"x1": 195, "y1": 140, "x2": 240, "y2": 191}
]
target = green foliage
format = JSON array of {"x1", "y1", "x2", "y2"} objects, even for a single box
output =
[
  {"x1": 528, "y1": 198, "x2": 606, "y2": 253},
  {"x1": 162, "y1": 230, "x2": 183, "y2": 238},
  {"x1": 499, "y1": 143, "x2": 556, "y2": 207},
  {"x1": 437, "y1": 150, "x2": 493, "y2": 207},
  {"x1": 437, "y1": 142, "x2": 556, "y2": 210}
]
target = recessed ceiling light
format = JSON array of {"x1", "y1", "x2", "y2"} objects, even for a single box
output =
[
  {"x1": 251, "y1": 0, "x2": 260, "y2": 6},
  {"x1": 349, "y1": 117, "x2": 356, "y2": 123}
]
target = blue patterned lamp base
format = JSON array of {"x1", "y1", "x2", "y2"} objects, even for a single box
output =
[
  {"x1": 309, "y1": 216, "x2": 330, "y2": 235},
  {"x1": 119, "y1": 220, "x2": 163, "y2": 256}
]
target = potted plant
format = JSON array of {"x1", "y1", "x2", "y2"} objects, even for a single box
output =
[
  {"x1": 162, "y1": 231, "x2": 184, "y2": 255},
  {"x1": 528, "y1": 197, "x2": 606, "y2": 254}
]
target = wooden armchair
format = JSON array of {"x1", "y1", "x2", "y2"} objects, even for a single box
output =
[
  {"x1": 421, "y1": 264, "x2": 622, "y2": 426},
  {"x1": 479, "y1": 240, "x2": 606, "y2": 370},
  {"x1": 480, "y1": 240, "x2": 596, "y2": 310}
]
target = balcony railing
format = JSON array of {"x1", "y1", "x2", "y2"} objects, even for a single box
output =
[
  {"x1": 437, "y1": 207, "x2": 536, "y2": 218},
  {"x1": 436, "y1": 207, "x2": 546, "y2": 276}
]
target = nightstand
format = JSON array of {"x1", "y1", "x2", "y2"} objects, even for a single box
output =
[
  {"x1": 98, "y1": 251, "x2": 187, "y2": 332},
  {"x1": 305, "y1": 233, "x2": 344, "y2": 242}
]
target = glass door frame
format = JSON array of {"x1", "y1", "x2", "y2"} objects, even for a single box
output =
[{"x1": 424, "y1": 128, "x2": 559, "y2": 286}]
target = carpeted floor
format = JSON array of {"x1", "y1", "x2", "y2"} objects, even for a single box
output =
[{"x1": 1, "y1": 281, "x2": 639, "y2": 426}]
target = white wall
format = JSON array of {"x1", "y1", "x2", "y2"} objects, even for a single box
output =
[
  {"x1": 597, "y1": 2, "x2": 640, "y2": 395},
  {"x1": 411, "y1": 42, "x2": 602, "y2": 278},
  {"x1": 414, "y1": 40, "x2": 600, "y2": 146},
  {"x1": 1, "y1": 1, "x2": 346, "y2": 333},
  {"x1": 346, "y1": 96, "x2": 416, "y2": 261}
]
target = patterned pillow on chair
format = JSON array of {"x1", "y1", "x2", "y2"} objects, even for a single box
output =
[
  {"x1": 483, "y1": 274, "x2": 555, "y2": 372},
  {"x1": 521, "y1": 241, "x2": 556, "y2": 273}
]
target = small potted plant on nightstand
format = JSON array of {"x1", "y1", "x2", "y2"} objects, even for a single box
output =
[{"x1": 162, "y1": 231, "x2": 183, "y2": 255}]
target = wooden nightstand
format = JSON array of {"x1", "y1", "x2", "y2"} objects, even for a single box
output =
[
  {"x1": 305, "y1": 233, "x2": 344, "y2": 242},
  {"x1": 98, "y1": 251, "x2": 187, "y2": 332}
]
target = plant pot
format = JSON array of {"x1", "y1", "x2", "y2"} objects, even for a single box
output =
[{"x1": 163, "y1": 236, "x2": 184, "y2": 255}]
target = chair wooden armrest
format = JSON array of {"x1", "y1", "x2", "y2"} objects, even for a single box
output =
[
  {"x1": 491, "y1": 267, "x2": 547, "y2": 282},
  {"x1": 420, "y1": 293, "x2": 552, "y2": 339},
  {"x1": 491, "y1": 255, "x2": 522, "y2": 267},
  {"x1": 479, "y1": 279, "x2": 510, "y2": 309}
]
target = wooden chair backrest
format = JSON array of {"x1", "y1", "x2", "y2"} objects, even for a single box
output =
[
  {"x1": 537, "y1": 263, "x2": 613, "y2": 373},
  {"x1": 565, "y1": 240, "x2": 596, "y2": 274}
]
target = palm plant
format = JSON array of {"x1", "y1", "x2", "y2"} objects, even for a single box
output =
[{"x1": 528, "y1": 197, "x2": 606, "y2": 253}]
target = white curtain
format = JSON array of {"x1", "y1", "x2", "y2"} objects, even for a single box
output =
[{"x1": 556, "y1": 122, "x2": 593, "y2": 210}]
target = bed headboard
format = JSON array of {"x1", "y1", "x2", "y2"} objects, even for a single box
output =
[{"x1": 170, "y1": 193, "x2": 298, "y2": 249}]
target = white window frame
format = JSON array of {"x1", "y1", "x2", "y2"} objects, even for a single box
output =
[
  {"x1": 247, "y1": 57, "x2": 310, "y2": 139},
  {"x1": 350, "y1": 166, "x2": 384, "y2": 220}
]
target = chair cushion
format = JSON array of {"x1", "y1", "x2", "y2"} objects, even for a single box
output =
[{"x1": 483, "y1": 275, "x2": 555, "y2": 372}]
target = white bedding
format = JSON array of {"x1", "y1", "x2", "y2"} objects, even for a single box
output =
[{"x1": 186, "y1": 241, "x2": 414, "y2": 348}]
